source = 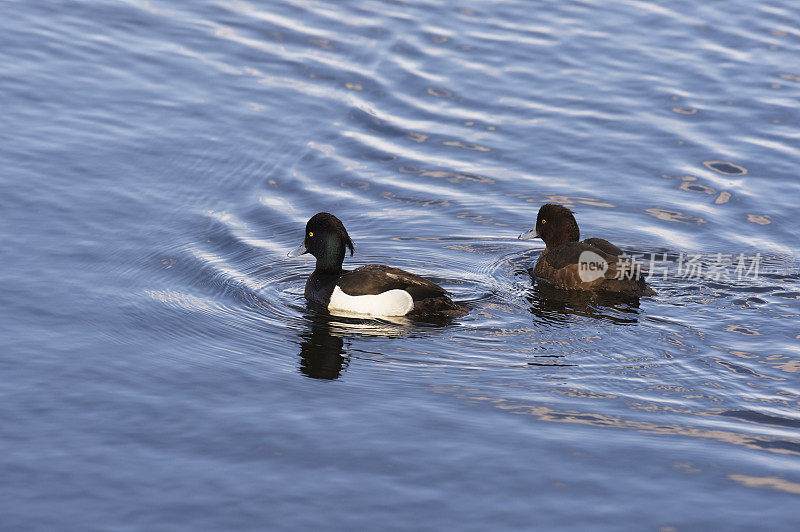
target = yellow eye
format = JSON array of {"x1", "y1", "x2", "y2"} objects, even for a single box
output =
[
  {"x1": 541, "y1": 219, "x2": 546, "y2": 224},
  {"x1": 308, "y1": 231, "x2": 314, "y2": 237}
]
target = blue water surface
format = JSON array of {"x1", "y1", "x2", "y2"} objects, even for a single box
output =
[{"x1": 2, "y1": 0, "x2": 799, "y2": 530}]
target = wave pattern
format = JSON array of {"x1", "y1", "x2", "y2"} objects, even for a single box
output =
[
  {"x1": 123, "y1": 0, "x2": 800, "y2": 463},
  {"x1": 3, "y1": 0, "x2": 799, "y2": 527}
]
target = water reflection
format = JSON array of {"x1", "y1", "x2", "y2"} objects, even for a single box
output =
[
  {"x1": 522, "y1": 275, "x2": 641, "y2": 325},
  {"x1": 296, "y1": 307, "x2": 456, "y2": 379},
  {"x1": 297, "y1": 312, "x2": 349, "y2": 380}
]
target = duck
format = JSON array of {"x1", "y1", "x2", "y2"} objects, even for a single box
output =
[
  {"x1": 288, "y1": 212, "x2": 468, "y2": 318},
  {"x1": 518, "y1": 204, "x2": 656, "y2": 297}
]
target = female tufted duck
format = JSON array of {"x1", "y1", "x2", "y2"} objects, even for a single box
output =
[{"x1": 519, "y1": 204, "x2": 656, "y2": 297}]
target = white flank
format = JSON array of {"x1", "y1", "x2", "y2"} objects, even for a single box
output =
[{"x1": 328, "y1": 286, "x2": 414, "y2": 316}]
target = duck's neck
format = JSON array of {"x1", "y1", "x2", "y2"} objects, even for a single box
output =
[
  {"x1": 313, "y1": 242, "x2": 345, "y2": 273},
  {"x1": 314, "y1": 261, "x2": 342, "y2": 274},
  {"x1": 544, "y1": 235, "x2": 574, "y2": 249},
  {"x1": 544, "y1": 223, "x2": 580, "y2": 249}
]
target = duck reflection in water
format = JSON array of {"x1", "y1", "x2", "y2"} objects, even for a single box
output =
[
  {"x1": 297, "y1": 308, "x2": 451, "y2": 379},
  {"x1": 298, "y1": 312, "x2": 349, "y2": 380},
  {"x1": 524, "y1": 276, "x2": 641, "y2": 325}
]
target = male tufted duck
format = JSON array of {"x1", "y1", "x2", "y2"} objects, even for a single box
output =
[{"x1": 289, "y1": 213, "x2": 468, "y2": 318}]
